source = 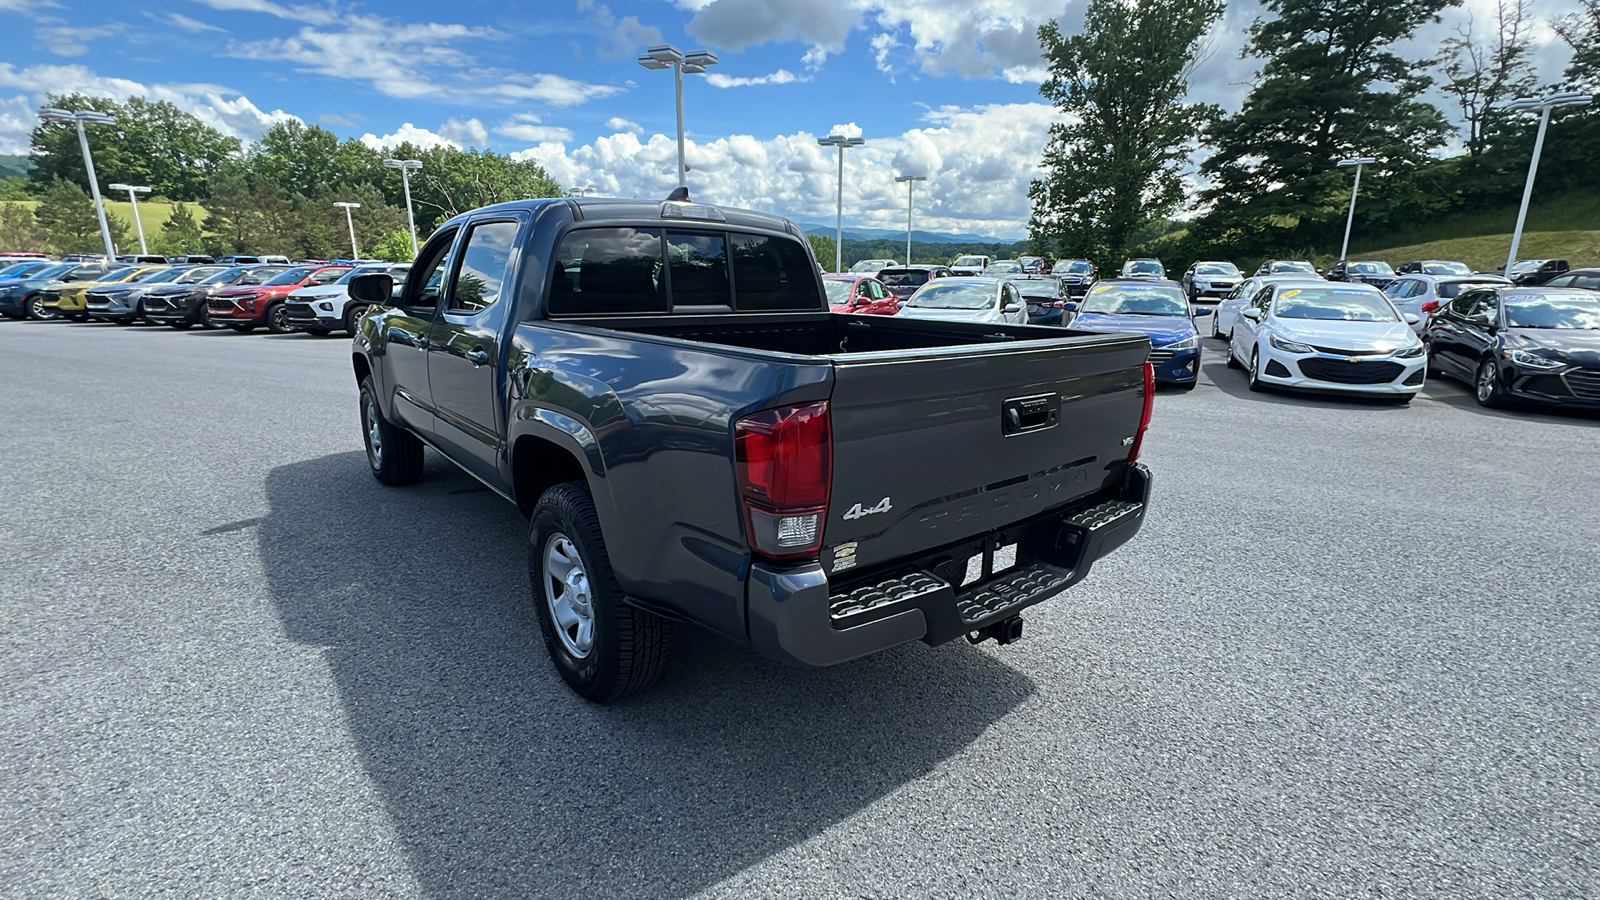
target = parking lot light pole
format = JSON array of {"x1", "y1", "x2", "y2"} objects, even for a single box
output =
[
  {"x1": 382, "y1": 159, "x2": 423, "y2": 257},
  {"x1": 1336, "y1": 157, "x2": 1377, "y2": 263},
  {"x1": 637, "y1": 45, "x2": 718, "y2": 190},
  {"x1": 109, "y1": 183, "x2": 152, "y2": 255},
  {"x1": 818, "y1": 133, "x2": 865, "y2": 273},
  {"x1": 38, "y1": 107, "x2": 118, "y2": 262},
  {"x1": 333, "y1": 201, "x2": 361, "y2": 259},
  {"x1": 1503, "y1": 92, "x2": 1593, "y2": 276},
  {"x1": 895, "y1": 174, "x2": 925, "y2": 264}
]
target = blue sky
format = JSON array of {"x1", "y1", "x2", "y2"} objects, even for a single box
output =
[{"x1": 0, "y1": 0, "x2": 1579, "y2": 237}]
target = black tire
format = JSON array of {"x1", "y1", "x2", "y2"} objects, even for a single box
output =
[
  {"x1": 304, "y1": 327, "x2": 332, "y2": 336},
  {"x1": 26, "y1": 295, "x2": 58, "y2": 321},
  {"x1": 359, "y1": 376, "x2": 424, "y2": 486},
  {"x1": 1, "y1": 311, "x2": 24, "y2": 320},
  {"x1": 1248, "y1": 348, "x2": 1265, "y2": 392},
  {"x1": 529, "y1": 481, "x2": 673, "y2": 703},
  {"x1": 230, "y1": 324, "x2": 255, "y2": 333},
  {"x1": 1425, "y1": 346, "x2": 1443, "y2": 378},
  {"x1": 1475, "y1": 357, "x2": 1506, "y2": 408},
  {"x1": 1226, "y1": 336, "x2": 1243, "y2": 369},
  {"x1": 265, "y1": 302, "x2": 292, "y2": 334},
  {"x1": 343, "y1": 304, "x2": 370, "y2": 336}
]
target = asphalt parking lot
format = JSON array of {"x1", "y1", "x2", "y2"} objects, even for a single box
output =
[{"x1": 2, "y1": 322, "x2": 1597, "y2": 899}]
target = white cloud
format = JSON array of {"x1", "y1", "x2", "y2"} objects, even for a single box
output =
[
  {"x1": 191, "y1": 0, "x2": 336, "y2": 26},
  {"x1": 604, "y1": 116, "x2": 643, "y2": 134},
  {"x1": 38, "y1": 23, "x2": 120, "y2": 57},
  {"x1": 0, "y1": 0, "x2": 60, "y2": 19},
  {"x1": 705, "y1": 68, "x2": 804, "y2": 88},
  {"x1": 439, "y1": 116, "x2": 489, "y2": 147},
  {"x1": 577, "y1": 0, "x2": 663, "y2": 59},
  {"x1": 486, "y1": 73, "x2": 625, "y2": 106},
  {"x1": 359, "y1": 122, "x2": 461, "y2": 151},
  {"x1": 0, "y1": 63, "x2": 298, "y2": 146},
  {"x1": 514, "y1": 102, "x2": 1056, "y2": 238},
  {"x1": 0, "y1": 95, "x2": 35, "y2": 154},
  {"x1": 498, "y1": 123, "x2": 575, "y2": 143},
  {"x1": 158, "y1": 12, "x2": 227, "y2": 34}
]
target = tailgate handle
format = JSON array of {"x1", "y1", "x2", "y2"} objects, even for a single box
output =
[{"x1": 1002, "y1": 394, "x2": 1058, "y2": 435}]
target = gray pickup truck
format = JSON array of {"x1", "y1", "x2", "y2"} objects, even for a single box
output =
[{"x1": 349, "y1": 193, "x2": 1154, "y2": 702}]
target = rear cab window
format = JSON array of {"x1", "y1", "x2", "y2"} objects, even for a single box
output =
[{"x1": 548, "y1": 227, "x2": 816, "y2": 315}]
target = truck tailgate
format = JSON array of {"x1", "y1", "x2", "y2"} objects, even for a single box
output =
[{"x1": 822, "y1": 333, "x2": 1149, "y2": 574}]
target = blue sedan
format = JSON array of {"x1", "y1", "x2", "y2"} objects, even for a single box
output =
[{"x1": 1065, "y1": 278, "x2": 1208, "y2": 389}]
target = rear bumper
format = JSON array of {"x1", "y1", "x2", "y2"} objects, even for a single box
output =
[{"x1": 746, "y1": 464, "x2": 1152, "y2": 668}]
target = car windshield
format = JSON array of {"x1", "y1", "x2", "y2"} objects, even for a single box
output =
[
  {"x1": 1438, "y1": 280, "x2": 1500, "y2": 299},
  {"x1": 1274, "y1": 287, "x2": 1398, "y2": 321},
  {"x1": 1505, "y1": 293, "x2": 1600, "y2": 329},
  {"x1": 878, "y1": 269, "x2": 930, "y2": 287},
  {"x1": 94, "y1": 268, "x2": 136, "y2": 282},
  {"x1": 176, "y1": 266, "x2": 228, "y2": 283},
  {"x1": 1509, "y1": 260, "x2": 1546, "y2": 274},
  {"x1": 849, "y1": 260, "x2": 890, "y2": 273},
  {"x1": 337, "y1": 264, "x2": 397, "y2": 284},
  {"x1": 1348, "y1": 262, "x2": 1394, "y2": 275},
  {"x1": 1010, "y1": 277, "x2": 1061, "y2": 297},
  {"x1": 1123, "y1": 261, "x2": 1163, "y2": 275},
  {"x1": 0, "y1": 262, "x2": 43, "y2": 278},
  {"x1": 130, "y1": 267, "x2": 179, "y2": 282},
  {"x1": 1270, "y1": 261, "x2": 1317, "y2": 273},
  {"x1": 239, "y1": 267, "x2": 287, "y2": 285},
  {"x1": 1422, "y1": 261, "x2": 1472, "y2": 276},
  {"x1": 987, "y1": 261, "x2": 1022, "y2": 273},
  {"x1": 30, "y1": 264, "x2": 78, "y2": 280},
  {"x1": 1080, "y1": 283, "x2": 1187, "y2": 316},
  {"x1": 1056, "y1": 260, "x2": 1092, "y2": 274},
  {"x1": 200, "y1": 266, "x2": 250, "y2": 284},
  {"x1": 823, "y1": 280, "x2": 853, "y2": 303},
  {"x1": 953, "y1": 256, "x2": 985, "y2": 266},
  {"x1": 264, "y1": 267, "x2": 313, "y2": 286},
  {"x1": 1195, "y1": 263, "x2": 1238, "y2": 276},
  {"x1": 907, "y1": 283, "x2": 995, "y2": 310}
]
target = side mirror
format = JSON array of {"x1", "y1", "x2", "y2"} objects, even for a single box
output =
[
  {"x1": 349, "y1": 272, "x2": 394, "y2": 305},
  {"x1": 1063, "y1": 301, "x2": 1079, "y2": 312},
  {"x1": 1403, "y1": 312, "x2": 1420, "y2": 325},
  {"x1": 1003, "y1": 303, "x2": 1023, "y2": 313},
  {"x1": 1466, "y1": 313, "x2": 1492, "y2": 327},
  {"x1": 1241, "y1": 308, "x2": 1261, "y2": 321},
  {"x1": 1192, "y1": 306, "x2": 1212, "y2": 316}
]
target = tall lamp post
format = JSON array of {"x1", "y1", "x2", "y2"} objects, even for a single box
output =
[
  {"x1": 818, "y1": 133, "x2": 865, "y2": 273},
  {"x1": 569, "y1": 186, "x2": 597, "y2": 197},
  {"x1": 109, "y1": 183, "x2": 152, "y2": 255},
  {"x1": 895, "y1": 174, "x2": 925, "y2": 265},
  {"x1": 333, "y1": 201, "x2": 361, "y2": 259},
  {"x1": 1503, "y1": 92, "x2": 1592, "y2": 276},
  {"x1": 1336, "y1": 157, "x2": 1377, "y2": 263},
  {"x1": 382, "y1": 158, "x2": 423, "y2": 256},
  {"x1": 637, "y1": 44, "x2": 719, "y2": 190},
  {"x1": 38, "y1": 107, "x2": 118, "y2": 262}
]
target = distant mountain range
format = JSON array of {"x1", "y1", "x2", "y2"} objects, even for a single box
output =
[
  {"x1": 796, "y1": 222, "x2": 1025, "y2": 245},
  {"x1": 0, "y1": 154, "x2": 32, "y2": 180}
]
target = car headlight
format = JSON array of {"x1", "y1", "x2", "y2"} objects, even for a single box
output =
[
  {"x1": 1395, "y1": 344, "x2": 1425, "y2": 359},
  {"x1": 1269, "y1": 335, "x2": 1315, "y2": 354},
  {"x1": 1508, "y1": 349, "x2": 1566, "y2": 370},
  {"x1": 1163, "y1": 335, "x2": 1200, "y2": 350}
]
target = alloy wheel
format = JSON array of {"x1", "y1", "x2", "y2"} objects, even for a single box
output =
[
  {"x1": 544, "y1": 533, "x2": 596, "y2": 659},
  {"x1": 1476, "y1": 359, "x2": 1498, "y2": 404}
]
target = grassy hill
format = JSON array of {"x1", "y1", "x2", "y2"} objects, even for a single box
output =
[
  {"x1": 7, "y1": 199, "x2": 206, "y2": 235},
  {"x1": 1351, "y1": 190, "x2": 1600, "y2": 269}
]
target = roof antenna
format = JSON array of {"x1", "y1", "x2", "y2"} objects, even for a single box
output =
[{"x1": 665, "y1": 187, "x2": 690, "y2": 202}]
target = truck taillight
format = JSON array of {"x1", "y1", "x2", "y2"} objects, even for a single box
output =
[
  {"x1": 1127, "y1": 362, "x2": 1155, "y2": 464},
  {"x1": 735, "y1": 401, "x2": 831, "y2": 559}
]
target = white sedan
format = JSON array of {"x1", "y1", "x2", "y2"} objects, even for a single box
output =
[
  {"x1": 1383, "y1": 273, "x2": 1511, "y2": 333},
  {"x1": 894, "y1": 277, "x2": 1029, "y2": 325},
  {"x1": 1212, "y1": 275, "x2": 1326, "y2": 339},
  {"x1": 1227, "y1": 282, "x2": 1427, "y2": 401}
]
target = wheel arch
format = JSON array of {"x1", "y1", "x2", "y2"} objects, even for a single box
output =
[{"x1": 510, "y1": 426, "x2": 596, "y2": 518}]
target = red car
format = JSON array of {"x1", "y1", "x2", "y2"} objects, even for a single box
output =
[
  {"x1": 207, "y1": 265, "x2": 351, "y2": 333},
  {"x1": 822, "y1": 274, "x2": 899, "y2": 315}
]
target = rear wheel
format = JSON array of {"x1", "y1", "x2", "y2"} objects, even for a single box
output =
[
  {"x1": 26, "y1": 295, "x2": 58, "y2": 321},
  {"x1": 1475, "y1": 357, "x2": 1506, "y2": 408},
  {"x1": 359, "y1": 376, "x2": 424, "y2": 485},
  {"x1": 1226, "y1": 335, "x2": 1243, "y2": 369},
  {"x1": 343, "y1": 304, "x2": 370, "y2": 335},
  {"x1": 265, "y1": 302, "x2": 292, "y2": 334},
  {"x1": 530, "y1": 481, "x2": 673, "y2": 703}
]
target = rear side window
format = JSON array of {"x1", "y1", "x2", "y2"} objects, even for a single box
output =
[
  {"x1": 449, "y1": 220, "x2": 519, "y2": 314},
  {"x1": 667, "y1": 232, "x2": 732, "y2": 307},
  {"x1": 730, "y1": 232, "x2": 816, "y2": 311},
  {"x1": 550, "y1": 227, "x2": 666, "y2": 315}
]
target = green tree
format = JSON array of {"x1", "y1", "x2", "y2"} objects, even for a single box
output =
[
  {"x1": 28, "y1": 94, "x2": 240, "y2": 201},
  {"x1": 247, "y1": 121, "x2": 385, "y2": 197},
  {"x1": 806, "y1": 233, "x2": 837, "y2": 271},
  {"x1": 402, "y1": 146, "x2": 562, "y2": 230},
  {"x1": 34, "y1": 178, "x2": 131, "y2": 254},
  {"x1": 0, "y1": 202, "x2": 48, "y2": 251},
  {"x1": 202, "y1": 169, "x2": 263, "y2": 253},
  {"x1": 1439, "y1": 0, "x2": 1537, "y2": 157},
  {"x1": 1027, "y1": 0, "x2": 1224, "y2": 271},
  {"x1": 0, "y1": 177, "x2": 29, "y2": 201},
  {"x1": 1193, "y1": 0, "x2": 1457, "y2": 258},
  {"x1": 371, "y1": 229, "x2": 416, "y2": 262},
  {"x1": 1556, "y1": 0, "x2": 1600, "y2": 91},
  {"x1": 156, "y1": 201, "x2": 205, "y2": 255}
]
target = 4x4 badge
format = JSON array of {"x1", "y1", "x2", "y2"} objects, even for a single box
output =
[{"x1": 842, "y1": 498, "x2": 893, "y2": 520}]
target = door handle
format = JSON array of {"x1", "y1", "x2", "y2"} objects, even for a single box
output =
[
  {"x1": 389, "y1": 328, "x2": 428, "y2": 349},
  {"x1": 466, "y1": 348, "x2": 490, "y2": 367}
]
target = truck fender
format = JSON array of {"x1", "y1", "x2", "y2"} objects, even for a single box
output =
[{"x1": 507, "y1": 407, "x2": 609, "y2": 517}]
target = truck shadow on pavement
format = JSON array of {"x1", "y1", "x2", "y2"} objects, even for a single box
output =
[{"x1": 257, "y1": 452, "x2": 1036, "y2": 899}]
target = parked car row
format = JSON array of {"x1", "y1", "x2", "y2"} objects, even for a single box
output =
[{"x1": 0, "y1": 257, "x2": 409, "y2": 336}]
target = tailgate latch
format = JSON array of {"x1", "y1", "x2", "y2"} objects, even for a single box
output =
[{"x1": 1001, "y1": 393, "x2": 1059, "y2": 436}]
